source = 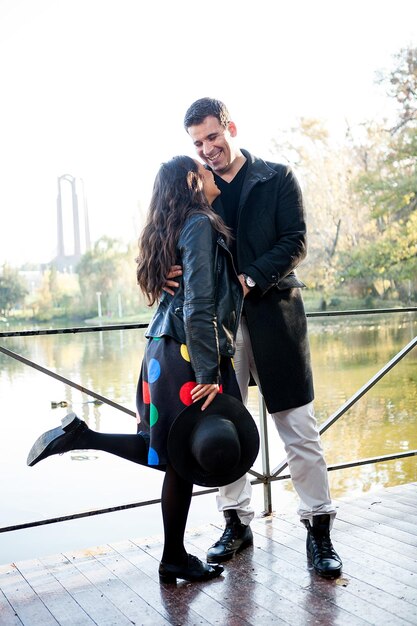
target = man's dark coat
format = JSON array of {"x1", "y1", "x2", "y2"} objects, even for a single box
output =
[{"x1": 215, "y1": 149, "x2": 314, "y2": 413}]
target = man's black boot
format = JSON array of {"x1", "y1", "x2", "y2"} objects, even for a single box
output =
[
  {"x1": 303, "y1": 514, "x2": 342, "y2": 578},
  {"x1": 207, "y1": 510, "x2": 253, "y2": 563}
]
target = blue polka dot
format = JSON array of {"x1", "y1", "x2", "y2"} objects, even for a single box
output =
[
  {"x1": 148, "y1": 447, "x2": 159, "y2": 465},
  {"x1": 148, "y1": 358, "x2": 161, "y2": 383}
]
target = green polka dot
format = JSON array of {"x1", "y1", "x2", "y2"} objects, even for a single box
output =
[
  {"x1": 150, "y1": 403, "x2": 159, "y2": 426},
  {"x1": 152, "y1": 337, "x2": 161, "y2": 341}
]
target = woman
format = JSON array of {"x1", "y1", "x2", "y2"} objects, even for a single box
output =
[{"x1": 27, "y1": 156, "x2": 244, "y2": 584}]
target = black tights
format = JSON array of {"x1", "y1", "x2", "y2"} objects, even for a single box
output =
[
  {"x1": 78, "y1": 430, "x2": 149, "y2": 465},
  {"x1": 161, "y1": 463, "x2": 193, "y2": 564},
  {"x1": 75, "y1": 428, "x2": 192, "y2": 566}
]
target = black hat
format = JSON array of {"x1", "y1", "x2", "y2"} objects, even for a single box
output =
[{"x1": 167, "y1": 394, "x2": 259, "y2": 487}]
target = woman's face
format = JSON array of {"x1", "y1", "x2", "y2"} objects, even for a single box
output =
[{"x1": 195, "y1": 161, "x2": 221, "y2": 205}]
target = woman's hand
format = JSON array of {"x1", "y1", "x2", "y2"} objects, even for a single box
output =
[
  {"x1": 238, "y1": 273, "x2": 251, "y2": 297},
  {"x1": 191, "y1": 383, "x2": 220, "y2": 411},
  {"x1": 162, "y1": 265, "x2": 183, "y2": 296}
]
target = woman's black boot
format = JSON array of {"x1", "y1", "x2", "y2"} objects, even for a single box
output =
[
  {"x1": 159, "y1": 554, "x2": 223, "y2": 584},
  {"x1": 27, "y1": 413, "x2": 88, "y2": 467}
]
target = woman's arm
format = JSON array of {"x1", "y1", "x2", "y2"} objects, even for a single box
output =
[{"x1": 178, "y1": 215, "x2": 220, "y2": 386}]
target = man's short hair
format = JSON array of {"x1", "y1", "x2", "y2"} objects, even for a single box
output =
[{"x1": 184, "y1": 97, "x2": 231, "y2": 130}]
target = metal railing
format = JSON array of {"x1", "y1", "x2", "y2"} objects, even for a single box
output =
[{"x1": 0, "y1": 307, "x2": 416, "y2": 533}]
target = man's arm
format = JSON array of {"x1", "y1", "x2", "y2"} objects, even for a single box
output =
[
  {"x1": 162, "y1": 265, "x2": 183, "y2": 295},
  {"x1": 165, "y1": 265, "x2": 252, "y2": 299},
  {"x1": 241, "y1": 166, "x2": 307, "y2": 294}
]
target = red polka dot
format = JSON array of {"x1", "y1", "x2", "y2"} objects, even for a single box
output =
[
  {"x1": 179, "y1": 381, "x2": 197, "y2": 406},
  {"x1": 219, "y1": 385, "x2": 223, "y2": 394},
  {"x1": 142, "y1": 380, "x2": 150, "y2": 404}
]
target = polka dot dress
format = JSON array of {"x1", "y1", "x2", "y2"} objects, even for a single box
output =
[{"x1": 136, "y1": 336, "x2": 241, "y2": 467}]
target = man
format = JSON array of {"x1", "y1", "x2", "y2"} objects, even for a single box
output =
[{"x1": 168, "y1": 97, "x2": 342, "y2": 578}]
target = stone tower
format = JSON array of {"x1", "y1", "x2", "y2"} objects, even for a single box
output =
[{"x1": 55, "y1": 174, "x2": 91, "y2": 271}]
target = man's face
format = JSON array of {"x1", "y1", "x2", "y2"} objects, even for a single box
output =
[{"x1": 187, "y1": 115, "x2": 238, "y2": 176}]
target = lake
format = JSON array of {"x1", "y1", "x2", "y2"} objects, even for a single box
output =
[{"x1": 0, "y1": 311, "x2": 416, "y2": 564}]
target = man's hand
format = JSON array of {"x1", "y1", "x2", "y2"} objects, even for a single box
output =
[
  {"x1": 162, "y1": 265, "x2": 183, "y2": 296},
  {"x1": 191, "y1": 383, "x2": 220, "y2": 411}
]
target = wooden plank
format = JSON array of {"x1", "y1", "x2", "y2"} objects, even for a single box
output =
[
  {"x1": 252, "y1": 516, "x2": 417, "y2": 622},
  {"x1": 333, "y1": 508, "x2": 414, "y2": 556},
  {"x1": 2, "y1": 483, "x2": 417, "y2": 626},
  {"x1": 39, "y1": 552, "x2": 133, "y2": 625},
  {"x1": 331, "y1": 521, "x2": 417, "y2": 573},
  {"x1": 0, "y1": 587, "x2": 23, "y2": 626},
  {"x1": 368, "y1": 484, "x2": 417, "y2": 506},
  {"x1": 381, "y1": 489, "x2": 417, "y2": 507},
  {"x1": 134, "y1": 542, "x2": 254, "y2": 626},
  {"x1": 187, "y1": 525, "x2": 368, "y2": 626},
  {"x1": 265, "y1": 494, "x2": 417, "y2": 573},
  {"x1": 338, "y1": 502, "x2": 417, "y2": 536},
  {"x1": 62, "y1": 546, "x2": 170, "y2": 626},
  {"x1": 333, "y1": 500, "x2": 417, "y2": 546},
  {"x1": 263, "y1": 524, "x2": 412, "y2": 623},
  {"x1": 190, "y1": 524, "x2": 369, "y2": 626},
  {"x1": 360, "y1": 488, "x2": 417, "y2": 504},
  {"x1": 323, "y1": 567, "x2": 417, "y2": 624},
  {"x1": 96, "y1": 542, "x2": 237, "y2": 626},
  {"x1": 373, "y1": 494, "x2": 417, "y2": 515},
  {"x1": 189, "y1": 560, "x2": 292, "y2": 626},
  {"x1": 110, "y1": 538, "x2": 222, "y2": 626},
  {"x1": 381, "y1": 484, "x2": 417, "y2": 495},
  {"x1": 266, "y1": 515, "x2": 417, "y2": 600},
  {"x1": 250, "y1": 526, "x2": 372, "y2": 624},
  {"x1": 14, "y1": 559, "x2": 93, "y2": 626},
  {"x1": 346, "y1": 496, "x2": 417, "y2": 526},
  {"x1": 0, "y1": 563, "x2": 58, "y2": 626},
  {"x1": 213, "y1": 566, "x2": 308, "y2": 626}
]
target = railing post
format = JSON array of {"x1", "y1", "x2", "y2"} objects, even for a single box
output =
[{"x1": 258, "y1": 391, "x2": 272, "y2": 514}]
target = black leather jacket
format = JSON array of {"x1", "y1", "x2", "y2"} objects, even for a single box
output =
[{"x1": 145, "y1": 214, "x2": 243, "y2": 384}]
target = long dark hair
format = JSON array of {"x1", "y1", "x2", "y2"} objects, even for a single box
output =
[{"x1": 136, "y1": 155, "x2": 231, "y2": 306}]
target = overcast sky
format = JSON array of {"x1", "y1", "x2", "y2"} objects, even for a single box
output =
[{"x1": 1, "y1": 0, "x2": 416, "y2": 266}]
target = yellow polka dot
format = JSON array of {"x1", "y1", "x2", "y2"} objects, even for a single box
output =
[{"x1": 180, "y1": 344, "x2": 190, "y2": 362}]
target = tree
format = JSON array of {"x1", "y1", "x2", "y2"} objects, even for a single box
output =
[
  {"x1": 270, "y1": 118, "x2": 367, "y2": 308},
  {"x1": 29, "y1": 268, "x2": 81, "y2": 320},
  {"x1": 380, "y1": 46, "x2": 417, "y2": 133},
  {"x1": 340, "y1": 47, "x2": 417, "y2": 301},
  {"x1": 77, "y1": 236, "x2": 144, "y2": 318},
  {"x1": 0, "y1": 264, "x2": 28, "y2": 316}
]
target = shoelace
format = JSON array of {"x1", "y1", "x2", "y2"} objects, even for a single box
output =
[
  {"x1": 214, "y1": 525, "x2": 236, "y2": 547},
  {"x1": 315, "y1": 534, "x2": 338, "y2": 559}
]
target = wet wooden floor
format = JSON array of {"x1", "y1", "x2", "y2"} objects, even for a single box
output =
[{"x1": 0, "y1": 482, "x2": 416, "y2": 625}]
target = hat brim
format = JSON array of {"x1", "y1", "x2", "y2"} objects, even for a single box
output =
[{"x1": 167, "y1": 394, "x2": 259, "y2": 487}]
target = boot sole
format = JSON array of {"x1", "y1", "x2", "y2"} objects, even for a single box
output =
[
  {"x1": 311, "y1": 563, "x2": 342, "y2": 579},
  {"x1": 27, "y1": 413, "x2": 80, "y2": 467},
  {"x1": 159, "y1": 568, "x2": 223, "y2": 584},
  {"x1": 27, "y1": 425, "x2": 66, "y2": 467}
]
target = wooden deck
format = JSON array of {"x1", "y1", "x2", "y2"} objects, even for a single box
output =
[{"x1": 1, "y1": 482, "x2": 416, "y2": 625}]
